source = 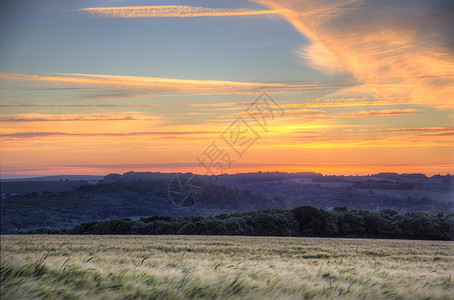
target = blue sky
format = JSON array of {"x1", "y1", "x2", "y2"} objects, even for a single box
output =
[{"x1": 0, "y1": 0, "x2": 327, "y2": 82}]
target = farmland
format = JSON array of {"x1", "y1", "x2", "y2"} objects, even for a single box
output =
[{"x1": 1, "y1": 235, "x2": 453, "y2": 299}]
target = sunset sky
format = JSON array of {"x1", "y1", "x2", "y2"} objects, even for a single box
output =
[{"x1": 1, "y1": 0, "x2": 453, "y2": 178}]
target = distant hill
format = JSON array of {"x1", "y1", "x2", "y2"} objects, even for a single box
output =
[
  {"x1": 1, "y1": 175, "x2": 104, "y2": 195},
  {"x1": 1, "y1": 171, "x2": 452, "y2": 233},
  {"x1": 1, "y1": 180, "x2": 89, "y2": 195},
  {"x1": 1, "y1": 175, "x2": 104, "y2": 182}
]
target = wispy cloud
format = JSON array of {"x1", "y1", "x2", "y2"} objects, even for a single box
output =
[
  {"x1": 381, "y1": 126, "x2": 454, "y2": 133},
  {"x1": 246, "y1": 108, "x2": 325, "y2": 118},
  {"x1": 416, "y1": 132, "x2": 454, "y2": 137},
  {"x1": 283, "y1": 98, "x2": 412, "y2": 108},
  {"x1": 181, "y1": 98, "x2": 409, "y2": 110},
  {"x1": 0, "y1": 72, "x2": 351, "y2": 96},
  {"x1": 79, "y1": 5, "x2": 282, "y2": 18},
  {"x1": 0, "y1": 104, "x2": 164, "y2": 108},
  {"x1": 0, "y1": 72, "x2": 258, "y2": 87},
  {"x1": 341, "y1": 108, "x2": 419, "y2": 118},
  {"x1": 0, "y1": 114, "x2": 153, "y2": 122},
  {"x1": 255, "y1": 0, "x2": 454, "y2": 108},
  {"x1": 245, "y1": 107, "x2": 419, "y2": 118},
  {"x1": 0, "y1": 131, "x2": 219, "y2": 139},
  {"x1": 181, "y1": 102, "x2": 253, "y2": 108}
]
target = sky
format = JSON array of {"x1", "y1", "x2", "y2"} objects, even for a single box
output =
[{"x1": 0, "y1": 0, "x2": 453, "y2": 178}]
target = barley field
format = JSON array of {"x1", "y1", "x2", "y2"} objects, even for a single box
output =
[{"x1": 1, "y1": 235, "x2": 453, "y2": 299}]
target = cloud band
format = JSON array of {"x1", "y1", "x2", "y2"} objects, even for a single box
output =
[{"x1": 79, "y1": 5, "x2": 282, "y2": 18}]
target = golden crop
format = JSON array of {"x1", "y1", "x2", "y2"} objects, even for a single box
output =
[{"x1": 1, "y1": 235, "x2": 453, "y2": 299}]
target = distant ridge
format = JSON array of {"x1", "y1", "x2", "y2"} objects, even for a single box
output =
[
  {"x1": 1, "y1": 171, "x2": 452, "y2": 233},
  {"x1": 1, "y1": 175, "x2": 104, "y2": 182}
]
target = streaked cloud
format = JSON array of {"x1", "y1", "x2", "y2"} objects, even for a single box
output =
[
  {"x1": 342, "y1": 109, "x2": 419, "y2": 118},
  {"x1": 0, "y1": 72, "x2": 259, "y2": 87},
  {"x1": 79, "y1": 5, "x2": 282, "y2": 18},
  {"x1": 416, "y1": 132, "x2": 454, "y2": 137},
  {"x1": 0, "y1": 114, "x2": 152, "y2": 122},
  {"x1": 0, "y1": 72, "x2": 346, "y2": 96},
  {"x1": 181, "y1": 98, "x2": 408, "y2": 110},
  {"x1": 243, "y1": 107, "x2": 419, "y2": 118},
  {"x1": 247, "y1": 108, "x2": 325, "y2": 118},
  {"x1": 0, "y1": 104, "x2": 163, "y2": 108},
  {"x1": 255, "y1": 0, "x2": 454, "y2": 108},
  {"x1": 0, "y1": 131, "x2": 219, "y2": 139},
  {"x1": 283, "y1": 98, "x2": 412, "y2": 108},
  {"x1": 381, "y1": 126, "x2": 454, "y2": 133},
  {"x1": 181, "y1": 102, "x2": 253, "y2": 108}
]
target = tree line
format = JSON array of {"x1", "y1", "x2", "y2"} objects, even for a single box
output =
[{"x1": 27, "y1": 206, "x2": 454, "y2": 240}]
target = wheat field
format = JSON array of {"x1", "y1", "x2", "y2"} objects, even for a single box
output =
[{"x1": 1, "y1": 235, "x2": 453, "y2": 299}]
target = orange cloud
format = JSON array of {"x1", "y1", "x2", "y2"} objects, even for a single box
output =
[
  {"x1": 79, "y1": 5, "x2": 282, "y2": 18},
  {"x1": 381, "y1": 126, "x2": 454, "y2": 133},
  {"x1": 0, "y1": 114, "x2": 152, "y2": 122},
  {"x1": 254, "y1": 0, "x2": 454, "y2": 109},
  {"x1": 0, "y1": 104, "x2": 163, "y2": 108},
  {"x1": 0, "y1": 72, "x2": 256, "y2": 87},
  {"x1": 181, "y1": 102, "x2": 252, "y2": 108},
  {"x1": 0, "y1": 131, "x2": 219, "y2": 139},
  {"x1": 0, "y1": 72, "x2": 341, "y2": 96},
  {"x1": 280, "y1": 98, "x2": 412, "y2": 108},
  {"x1": 341, "y1": 108, "x2": 419, "y2": 118}
]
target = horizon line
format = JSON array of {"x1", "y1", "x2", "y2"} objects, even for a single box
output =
[{"x1": 1, "y1": 169, "x2": 452, "y2": 180}]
